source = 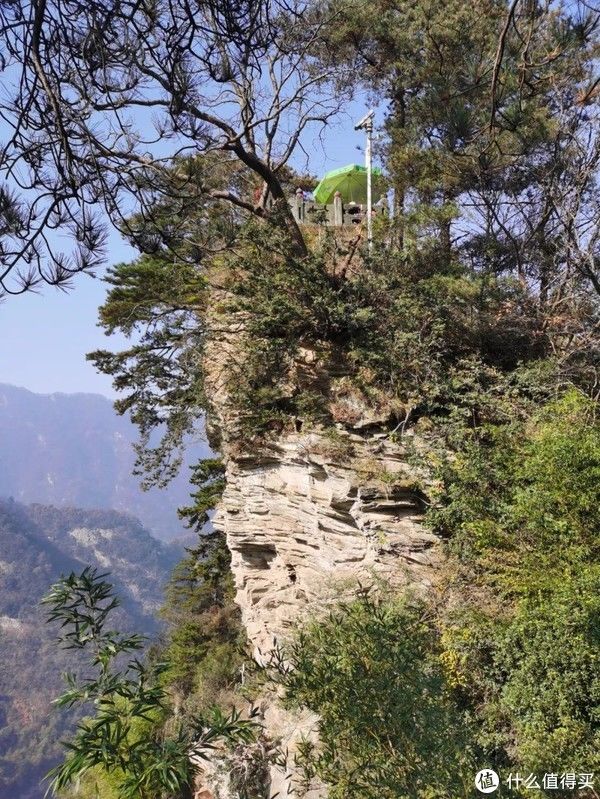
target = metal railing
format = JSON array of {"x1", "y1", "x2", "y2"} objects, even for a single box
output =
[{"x1": 290, "y1": 189, "x2": 388, "y2": 227}]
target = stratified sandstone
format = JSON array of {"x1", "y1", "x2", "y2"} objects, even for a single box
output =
[
  {"x1": 196, "y1": 313, "x2": 443, "y2": 798},
  {"x1": 215, "y1": 429, "x2": 441, "y2": 661}
]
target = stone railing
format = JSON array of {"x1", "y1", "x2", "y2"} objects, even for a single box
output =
[{"x1": 290, "y1": 188, "x2": 388, "y2": 227}]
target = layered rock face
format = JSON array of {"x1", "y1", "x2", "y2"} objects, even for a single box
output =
[
  {"x1": 204, "y1": 426, "x2": 442, "y2": 798},
  {"x1": 215, "y1": 429, "x2": 441, "y2": 661},
  {"x1": 200, "y1": 308, "x2": 443, "y2": 798}
]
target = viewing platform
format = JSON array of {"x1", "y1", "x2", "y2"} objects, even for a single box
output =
[{"x1": 289, "y1": 188, "x2": 388, "y2": 227}]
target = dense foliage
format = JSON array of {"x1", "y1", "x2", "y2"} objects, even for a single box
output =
[
  {"x1": 283, "y1": 591, "x2": 475, "y2": 799},
  {"x1": 432, "y1": 391, "x2": 600, "y2": 778},
  {"x1": 222, "y1": 224, "x2": 570, "y2": 440}
]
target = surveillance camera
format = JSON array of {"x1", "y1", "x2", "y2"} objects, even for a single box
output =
[{"x1": 354, "y1": 110, "x2": 375, "y2": 131}]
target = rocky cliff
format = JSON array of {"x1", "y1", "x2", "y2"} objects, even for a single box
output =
[
  {"x1": 197, "y1": 317, "x2": 444, "y2": 797},
  {"x1": 217, "y1": 429, "x2": 440, "y2": 661},
  {"x1": 214, "y1": 429, "x2": 441, "y2": 798}
]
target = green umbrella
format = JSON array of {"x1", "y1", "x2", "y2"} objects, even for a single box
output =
[{"x1": 313, "y1": 163, "x2": 384, "y2": 205}]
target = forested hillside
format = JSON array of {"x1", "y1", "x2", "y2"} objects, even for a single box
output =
[
  {"x1": 0, "y1": 384, "x2": 210, "y2": 540},
  {"x1": 0, "y1": 501, "x2": 181, "y2": 799},
  {"x1": 0, "y1": 0, "x2": 599, "y2": 797}
]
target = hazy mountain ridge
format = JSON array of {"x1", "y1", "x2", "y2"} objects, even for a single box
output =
[
  {"x1": 0, "y1": 499, "x2": 181, "y2": 799},
  {"x1": 0, "y1": 383, "x2": 209, "y2": 540}
]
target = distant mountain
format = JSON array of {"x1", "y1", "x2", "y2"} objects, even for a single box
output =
[
  {"x1": 0, "y1": 383, "x2": 210, "y2": 540},
  {"x1": 0, "y1": 499, "x2": 182, "y2": 799}
]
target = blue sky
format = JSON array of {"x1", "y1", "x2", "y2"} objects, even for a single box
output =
[{"x1": 0, "y1": 104, "x2": 376, "y2": 397}]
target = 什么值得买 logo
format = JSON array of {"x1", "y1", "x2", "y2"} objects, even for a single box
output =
[{"x1": 475, "y1": 769, "x2": 500, "y2": 794}]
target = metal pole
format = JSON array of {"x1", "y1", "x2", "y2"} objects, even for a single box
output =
[
  {"x1": 365, "y1": 118, "x2": 373, "y2": 250},
  {"x1": 355, "y1": 110, "x2": 375, "y2": 249}
]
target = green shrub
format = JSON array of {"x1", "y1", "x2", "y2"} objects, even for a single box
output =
[
  {"x1": 224, "y1": 224, "x2": 554, "y2": 440},
  {"x1": 432, "y1": 390, "x2": 600, "y2": 782},
  {"x1": 283, "y1": 590, "x2": 476, "y2": 799}
]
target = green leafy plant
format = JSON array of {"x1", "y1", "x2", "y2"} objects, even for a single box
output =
[
  {"x1": 42, "y1": 568, "x2": 258, "y2": 799},
  {"x1": 281, "y1": 589, "x2": 476, "y2": 799},
  {"x1": 432, "y1": 391, "x2": 600, "y2": 781},
  {"x1": 178, "y1": 459, "x2": 226, "y2": 532}
]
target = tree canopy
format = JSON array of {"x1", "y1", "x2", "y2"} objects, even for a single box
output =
[{"x1": 0, "y1": 0, "x2": 349, "y2": 294}]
